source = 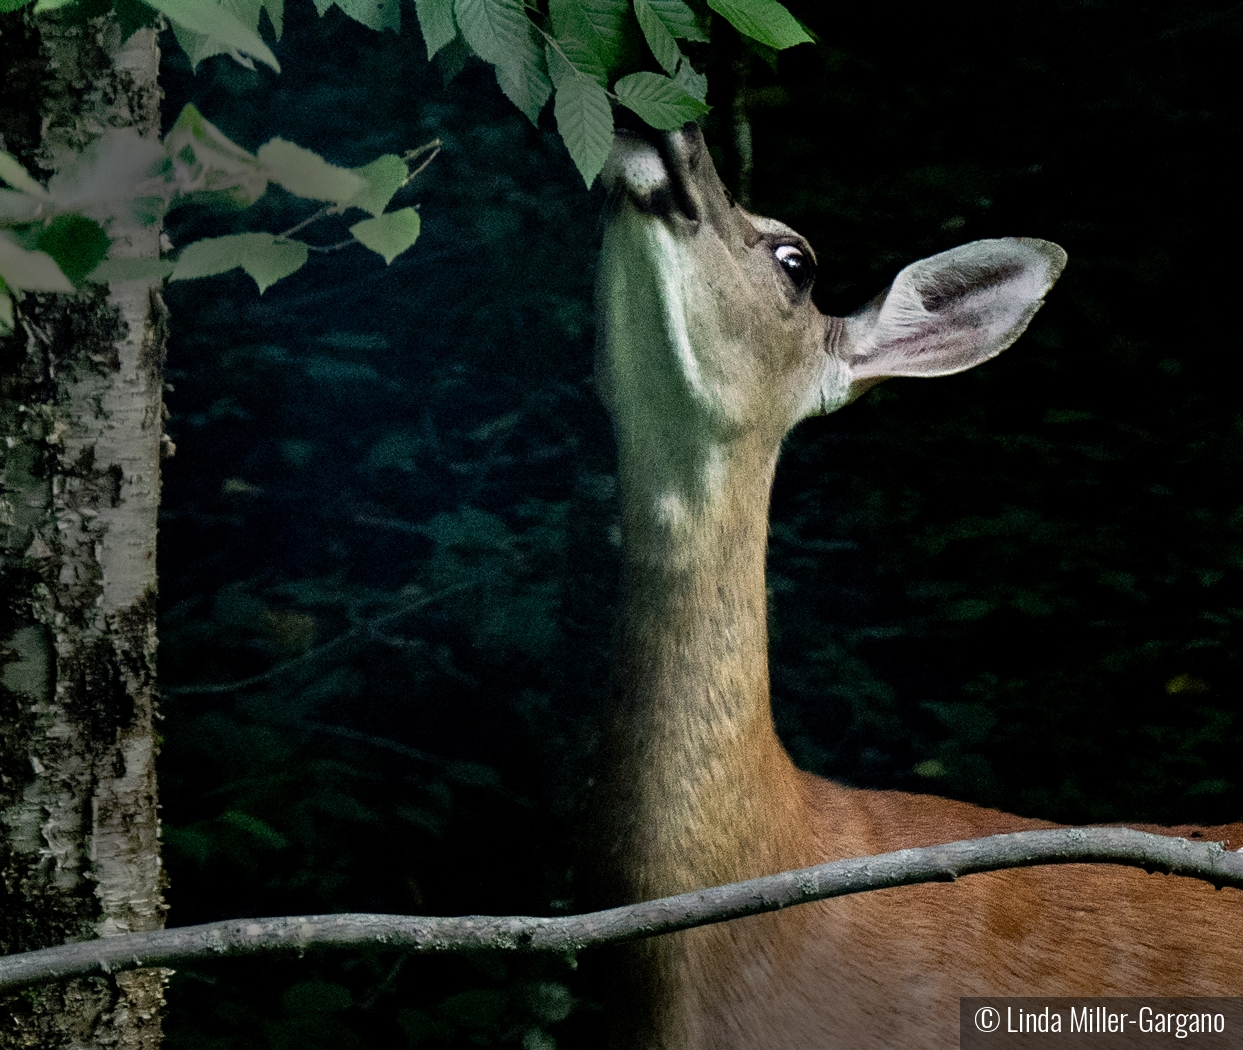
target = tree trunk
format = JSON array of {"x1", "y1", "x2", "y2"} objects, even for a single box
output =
[{"x1": 0, "y1": 7, "x2": 168, "y2": 1047}]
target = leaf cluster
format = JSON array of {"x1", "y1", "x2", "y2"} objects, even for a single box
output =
[
  {"x1": 4, "y1": 0, "x2": 809, "y2": 190},
  {"x1": 1, "y1": 105, "x2": 426, "y2": 331}
]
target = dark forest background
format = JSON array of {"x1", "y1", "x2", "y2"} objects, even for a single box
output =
[{"x1": 152, "y1": 1, "x2": 1242, "y2": 1046}]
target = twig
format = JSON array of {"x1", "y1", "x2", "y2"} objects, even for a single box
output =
[
  {"x1": 163, "y1": 579, "x2": 480, "y2": 696},
  {"x1": 306, "y1": 239, "x2": 358, "y2": 254},
  {"x1": 277, "y1": 204, "x2": 337, "y2": 240},
  {"x1": 2, "y1": 828, "x2": 1240, "y2": 992},
  {"x1": 269, "y1": 138, "x2": 440, "y2": 249},
  {"x1": 403, "y1": 140, "x2": 441, "y2": 186}
]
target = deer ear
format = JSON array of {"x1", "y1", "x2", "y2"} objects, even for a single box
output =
[{"x1": 843, "y1": 238, "x2": 1067, "y2": 383}]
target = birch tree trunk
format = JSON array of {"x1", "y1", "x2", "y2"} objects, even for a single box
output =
[{"x1": 0, "y1": 8, "x2": 169, "y2": 1047}]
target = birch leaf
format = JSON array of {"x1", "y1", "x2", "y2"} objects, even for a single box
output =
[
  {"x1": 0, "y1": 150, "x2": 49, "y2": 199},
  {"x1": 145, "y1": 0, "x2": 281, "y2": 71},
  {"x1": 166, "y1": 104, "x2": 268, "y2": 210},
  {"x1": 0, "y1": 233, "x2": 75, "y2": 294},
  {"x1": 86, "y1": 258, "x2": 176, "y2": 284},
  {"x1": 350, "y1": 208, "x2": 421, "y2": 264},
  {"x1": 349, "y1": 155, "x2": 408, "y2": 217},
  {"x1": 256, "y1": 139, "x2": 366, "y2": 205},
  {"x1": 169, "y1": 0, "x2": 265, "y2": 69},
  {"x1": 170, "y1": 233, "x2": 308, "y2": 294},
  {"x1": 31, "y1": 215, "x2": 111, "y2": 285}
]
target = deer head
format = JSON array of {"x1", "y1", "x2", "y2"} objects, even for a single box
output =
[{"x1": 595, "y1": 123, "x2": 1066, "y2": 503}]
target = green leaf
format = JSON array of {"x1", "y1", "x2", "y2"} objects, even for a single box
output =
[
  {"x1": 546, "y1": 27, "x2": 607, "y2": 87},
  {"x1": 494, "y1": 42, "x2": 553, "y2": 124},
  {"x1": 673, "y1": 55, "x2": 707, "y2": 102},
  {"x1": 613, "y1": 71, "x2": 709, "y2": 130},
  {"x1": 644, "y1": 0, "x2": 706, "y2": 41},
  {"x1": 0, "y1": 0, "x2": 35, "y2": 11},
  {"x1": 169, "y1": 0, "x2": 265, "y2": 69},
  {"x1": 86, "y1": 257, "x2": 176, "y2": 284},
  {"x1": 413, "y1": 0, "x2": 456, "y2": 58},
  {"x1": 113, "y1": 0, "x2": 162, "y2": 37},
  {"x1": 145, "y1": 0, "x2": 281, "y2": 71},
  {"x1": 348, "y1": 154, "x2": 407, "y2": 217},
  {"x1": 548, "y1": 47, "x2": 613, "y2": 187},
  {"x1": 337, "y1": 0, "x2": 399, "y2": 32},
  {"x1": 437, "y1": 34, "x2": 471, "y2": 83},
  {"x1": 549, "y1": 0, "x2": 627, "y2": 72},
  {"x1": 166, "y1": 103, "x2": 268, "y2": 209},
  {"x1": 454, "y1": 0, "x2": 552, "y2": 124},
  {"x1": 0, "y1": 191, "x2": 42, "y2": 223},
  {"x1": 452, "y1": 0, "x2": 522, "y2": 62},
  {"x1": 256, "y1": 139, "x2": 366, "y2": 205},
  {"x1": 0, "y1": 232, "x2": 75, "y2": 293},
  {"x1": 169, "y1": 233, "x2": 308, "y2": 293},
  {"x1": 350, "y1": 207, "x2": 421, "y2": 264},
  {"x1": 706, "y1": 0, "x2": 810, "y2": 49},
  {"x1": 0, "y1": 151, "x2": 49, "y2": 199},
  {"x1": 30, "y1": 214, "x2": 111, "y2": 285},
  {"x1": 634, "y1": 0, "x2": 680, "y2": 75},
  {"x1": 264, "y1": 0, "x2": 283, "y2": 36},
  {"x1": 29, "y1": 0, "x2": 71, "y2": 8}
]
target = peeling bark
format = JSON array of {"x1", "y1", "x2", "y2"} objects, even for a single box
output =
[{"x1": 1, "y1": 8, "x2": 168, "y2": 1047}]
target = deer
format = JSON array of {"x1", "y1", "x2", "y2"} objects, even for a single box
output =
[{"x1": 588, "y1": 120, "x2": 1243, "y2": 1049}]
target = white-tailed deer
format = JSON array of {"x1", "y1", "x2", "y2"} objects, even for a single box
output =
[{"x1": 590, "y1": 122, "x2": 1243, "y2": 1048}]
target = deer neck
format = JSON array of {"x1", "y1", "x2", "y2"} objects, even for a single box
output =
[{"x1": 600, "y1": 429, "x2": 807, "y2": 901}]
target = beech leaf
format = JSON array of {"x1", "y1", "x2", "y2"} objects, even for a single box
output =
[
  {"x1": 634, "y1": 0, "x2": 681, "y2": 75},
  {"x1": 706, "y1": 0, "x2": 811, "y2": 49},
  {"x1": 336, "y1": 0, "x2": 400, "y2": 32},
  {"x1": 613, "y1": 71, "x2": 709, "y2": 130},
  {"x1": 549, "y1": 48, "x2": 614, "y2": 187},
  {"x1": 413, "y1": 0, "x2": 457, "y2": 57}
]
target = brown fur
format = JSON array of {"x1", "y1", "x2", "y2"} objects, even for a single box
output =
[{"x1": 591, "y1": 125, "x2": 1243, "y2": 1048}]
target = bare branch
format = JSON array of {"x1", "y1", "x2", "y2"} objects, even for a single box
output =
[
  {"x1": 163, "y1": 579, "x2": 480, "y2": 696},
  {"x1": 403, "y1": 140, "x2": 441, "y2": 185},
  {"x1": 2, "y1": 828, "x2": 1240, "y2": 992}
]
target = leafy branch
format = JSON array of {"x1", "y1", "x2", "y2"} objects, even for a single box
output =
[
  {"x1": 1, "y1": 0, "x2": 815, "y2": 327},
  {"x1": 0, "y1": 110, "x2": 437, "y2": 332},
  {"x1": 3, "y1": 0, "x2": 811, "y2": 191},
  {"x1": 1, "y1": 828, "x2": 1240, "y2": 992}
]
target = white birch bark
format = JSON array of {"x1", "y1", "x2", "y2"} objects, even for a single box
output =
[{"x1": 0, "y1": 7, "x2": 169, "y2": 1047}]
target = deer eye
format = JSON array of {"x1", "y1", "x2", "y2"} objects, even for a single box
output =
[{"x1": 774, "y1": 244, "x2": 814, "y2": 290}]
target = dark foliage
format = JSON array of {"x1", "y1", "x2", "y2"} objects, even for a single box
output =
[{"x1": 154, "y1": 1, "x2": 1241, "y2": 1045}]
